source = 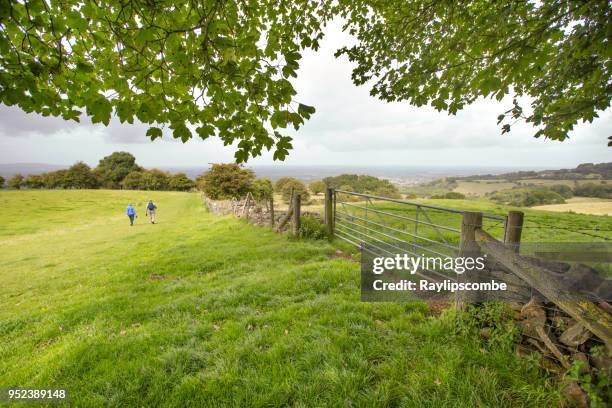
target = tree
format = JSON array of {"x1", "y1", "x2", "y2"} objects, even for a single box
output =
[
  {"x1": 199, "y1": 163, "x2": 254, "y2": 199},
  {"x1": 168, "y1": 173, "x2": 195, "y2": 191},
  {"x1": 0, "y1": 1, "x2": 322, "y2": 163},
  {"x1": 281, "y1": 179, "x2": 310, "y2": 203},
  {"x1": 42, "y1": 170, "x2": 68, "y2": 189},
  {"x1": 25, "y1": 174, "x2": 44, "y2": 189},
  {"x1": 275, "y1": 177, "x2": 301, "y2": 192},
  {"x1": 8, "y1": 174, "x2": 24, "y2": 189},
  {"x1": 2, "y1": 2, "x2": 607, "y2": 162},
  {"x1": 323, "y1": 174, "x2": 399, "y2": 197},
  {"x1": 94, "y1": 152, "x2": 140, "y2": 188},
  {"x1": 0, "y1": 175, "x2": 4, "y2": 188},
  {"x1": 251, "y1": 178, "x2": 274, "y2": 202},
  {"x1": 549, "y1": 184, "x2": 574, "y2": 199},
  {"x1": 64, "y1": 162, "x2": 99, "y2": 189},
  {"x1": 338, "y1": 0, "x2": 611, "y2": 141},
  {"x1": 140, "y1": 169, "x2": 170, "y2": 191},
  {"x1": 121, "y1": 171, "x2": 145, "y2": 190},
  {"x1": 309, "y1": 180, "x2": 325, "y2": 195}
]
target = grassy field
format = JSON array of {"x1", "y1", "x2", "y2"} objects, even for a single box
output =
[
  {"x1": 532, "y1": 197, "x2": 612, "y2": 216},
  {"x1": 0, "y1": 190, "x2": 565, "y2": 407},
  {"x1": 427, "y1": 178, "x2": 611, "y2": 198},
  {"x1": 454, "y1": 181, "x2": 517, "y2": 197}
]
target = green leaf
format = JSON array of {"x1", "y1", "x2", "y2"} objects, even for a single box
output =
[
  {"x1": 89, "y1": 98, "x2": 112, "y2": 126},
  {"x1": 146, "y1": 127, "x2": 163, "y2": 140},
  {"x1": 172, "y1": 124, "x2": 191, "y2": 143},
  {"x1": 297, "y1": 103, "x2": 315, "y2": 119},
  {"x1": 196, "y1": 125, "x2": 215, "y2": 140}
]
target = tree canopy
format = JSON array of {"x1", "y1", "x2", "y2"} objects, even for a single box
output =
[
  {"x1": 94, "y1": 151, "x2": 140, "y2": 187},
  {"x1": 8, "y1": 173, "x2": 24, "y2": 189},
  {"x1": 0, "y1": 1, "x2": 609, "y2": 162},
  {"x1": 0, "y1": 0, "x2": 322, "y2": 162},
  {"x1": 199, "y1": 163, "x2": 254, "y2": 199},
  {"x1": 338, "y1": 0, "x2": 611, "y2": 141}
]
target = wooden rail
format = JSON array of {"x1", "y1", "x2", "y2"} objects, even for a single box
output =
[{"x1": 475, "y1": 227, "x2": 612, "y2": 350}]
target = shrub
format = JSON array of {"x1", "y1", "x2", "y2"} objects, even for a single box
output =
[
  {"x1": 121, "y1": 171, "x2": 145, "y2": 190},
  {"x1": 25, "y1": 174, "x2": 45, "y2": 189},
  {"x1": 490, "y1": 188, "x2": 565, "y2": 207},
  {"x1": 281, "y1": 179, "x2": 310, "y2": 203},
  {"x1": 337, "y1": 184, "x2": 361, "y2": 202},
  {"x1": 140, "y1": 169, "x2": 171, "y2": 191},
  {"x1": 64, "y1": 162, "x2": 99, "y2": 189},
  {"x1": 275, "y1": 176, "x2": 301, "y2": 192},
  {"x1": 549, "y1": 184, "x2": 573, "y2": 198},
  {"x1": 444, "y1": 192, "x2": 465, "y2": 199},
  {"x1": 371, "y1": 185, "x2": 402, "y2": 199},
  {"x1": 299, "y1": 216, "x2": 327, "y2": 240},
  {"x1": 42, "y1": 170, "x2": 68, "y2": 189},
  {"x1": 309, "y1": 180, "x2": 326, "y2": 195},
  {"x1": 430, "y1": 192, "x2": 465, "y2": 199},
  {"x1": 199, "y1": 163, "x2": 254, "y2": 199},
  {"x1": 8, "y1": 174, "x2": 24, "y2": 189},
  {"x1": 323, "y1": 174, "x2": 399, "y2": 197},
  {"x1": 0, "y1": 175, "x2": 4, "y2": 188},
  {"x1": 574, "y1": 182, "x2": 612, "y2": 199},
  {"x1": 168, "y1": 173, "x2": 195, "y2": 191},
  {"x1": 251, "y1": 178, "x2": 273, "y2": 202}
]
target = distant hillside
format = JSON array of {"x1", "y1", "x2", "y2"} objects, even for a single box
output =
[
  {"x1": 0, "y1": 163, "x2": 66, "y2": 178},
  {"x1": 456, "y1": 162, "x2": 612, "y2": 181}
]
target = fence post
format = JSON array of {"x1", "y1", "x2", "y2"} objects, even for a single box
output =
[
  {"x1": 457, "y1": 211, "x2": 483, "y2": 309},
  {"x1": 504, "y1": 211, "x2": 524, "y2": 252},
  {"x1": 325, "y1": 188, "x2": 334, "y2": 239},
  {"x1": 292, "y1": 193, "x2": 301, "y2": 236},
  {"x1": 269, "y1": 195, "x2": 275, "y2": 227}
]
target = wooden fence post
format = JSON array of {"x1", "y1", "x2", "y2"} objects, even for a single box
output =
[
  {"x1": 325, "y1": 188, "x2": 334, "y2": 239},
  {"x1": 504, "y1": 211, "x2": 524, "y2": 252},
  {"x1": 269, "y1": 195, "x2": 275, "y2": 227},
  {"x1": 457, "y1": 211, "x2": 483, "y2": 309},
  {"x1": 292, "y1": 193, "x2": 301, "y2": 236}
]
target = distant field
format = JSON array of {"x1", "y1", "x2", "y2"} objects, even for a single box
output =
[
  {"x1": 532, "y1": 197, "x2": 612, "y2": 216},
  {"x1": 450, "y1": 179, "x2": 610, "y2": 197},
  {"x1": 0, "y1": 190, "x2": 563, "y2": 407},
  {"x1": 454, "y1": 181, "x2": 516, "y2": 196}
]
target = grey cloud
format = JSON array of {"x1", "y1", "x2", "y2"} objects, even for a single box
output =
[{"x1": 0, "y1": 104, "x2": 155, "y2": 144}]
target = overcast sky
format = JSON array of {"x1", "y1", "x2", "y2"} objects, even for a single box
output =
[{"x1": 0, "y1": 22, "x2": 609, "y2": 169}]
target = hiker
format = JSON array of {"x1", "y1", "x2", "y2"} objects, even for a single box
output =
[
  {"x1": 146, "y1": 200, "x2": 157, "y2": 224},
  {"x1": 126, "y1": 203, "x2": 136, "y2": 226}
]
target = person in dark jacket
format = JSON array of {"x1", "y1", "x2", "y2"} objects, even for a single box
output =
[
  {"x1": 126, "y1": 203, "x2": 136, "y2": 226},
  {"x1": 146, "y1": 200, "x2": 157, "y2": 224}
]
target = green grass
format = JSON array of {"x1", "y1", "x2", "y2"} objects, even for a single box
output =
[{"x1": 0, "y1": 190, "x2": 564, "y2": 407}]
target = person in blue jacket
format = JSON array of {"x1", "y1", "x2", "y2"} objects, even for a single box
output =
[{"x1": 126, "y1": 203, "x2": 136, "y2": 226}]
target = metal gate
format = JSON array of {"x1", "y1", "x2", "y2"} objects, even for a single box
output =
[{"x1": 331, "y1": 189, "x2": 508, "y2": 282}]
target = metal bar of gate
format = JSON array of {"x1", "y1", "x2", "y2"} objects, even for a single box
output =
[
  {"x1": 335, "y1": 224, "x2": 451, "y2": 283},
  {"x1": 335, "y1": 210, "x2": 458, "y2": 252},
  {"x1": 340, "y1": 201, "x2": 461, "y2": 233},
  {"x1": 335, "y1": 189, "x2": 506, "y2": 220},
  {"x1": 336, "y1": 215, "x2": 454, "y2": 259}
]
